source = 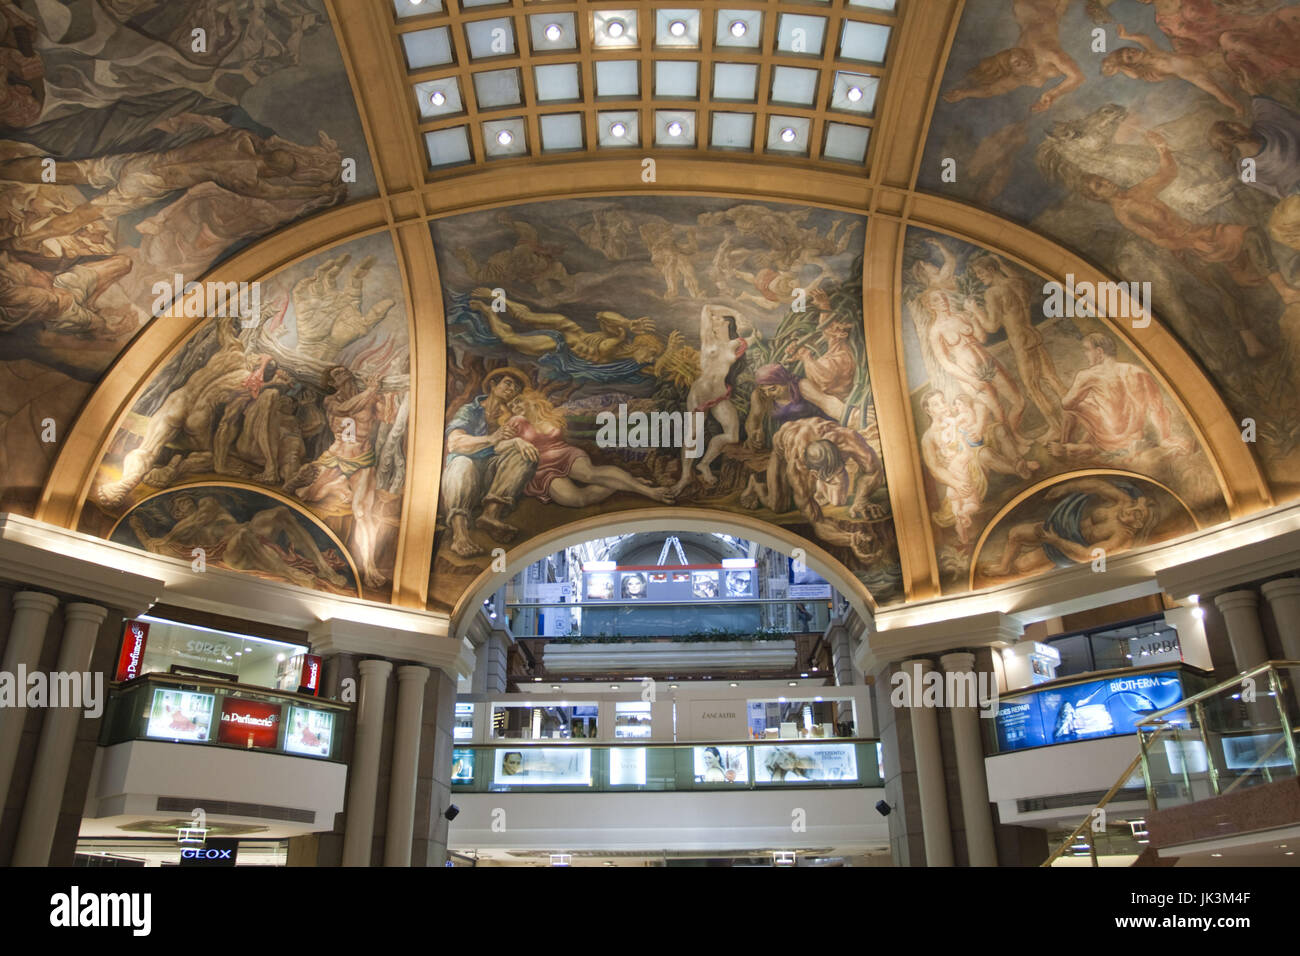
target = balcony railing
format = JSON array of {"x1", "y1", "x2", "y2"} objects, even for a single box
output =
[
  {"x1": 1138, "y1": 660, "x2": 1300, "y2": 812},
  {"x1": 450, "y1": 739, "x2": 882, "y2": 792},
  {"x1": 101, "y1": 673, "x2": 350, "y2": 763}
]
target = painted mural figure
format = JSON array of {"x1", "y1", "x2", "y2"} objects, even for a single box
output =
[
  {"x1": 293, "y1": 366, "x2": 392, "y2": 589},
  {"x1": 504, "y1": 390, "x2": 674, "y2": 507},
  {"x1": 455, "y1": 215, "x2": 575, "y2": 296},
  {"x1": 941, "y1": 0, "x2": 1086, "y2": 113},
  {"x1": 287, "y1": 254, "x2": 397, "y2": 361},
  {"x1": 441, "y1": 368, "x2": 539, "y2": 558},
  {"x1": 1047, "y1": 332, "x2": 1192, "y2": 461},
  {"x1": 920, "y1": 390, "x2": 988, "y2": 545},
  {"x1": 1101, "y1": 26, "x2": 1247, "y2": 116},
  {"x1": 0, "y1": 0, "x2": 42, "y2": 128},
  {"x1": 978, "y1": 477, "x2": 1158, "y2": 578},
  {"x1": 673, "y1": 304, "x2": 753, "y2": 493},
  {"x1": 129, "y1": 492, "x2": 349, "y2": 592},
  {"x1": 966, "y1": 254, "x2": 1066, "y2": 433}
]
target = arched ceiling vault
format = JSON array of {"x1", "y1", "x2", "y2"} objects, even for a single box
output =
[{"x1": 25, "y1": 0, "x2": 1277, "y2": 616}]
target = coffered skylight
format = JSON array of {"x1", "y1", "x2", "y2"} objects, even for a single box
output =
[{"x1": 393, "y1": 0, "x2": 895, "y2": 173}]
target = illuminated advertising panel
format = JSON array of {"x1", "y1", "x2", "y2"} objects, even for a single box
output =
[
  {"x1": 754, "y1": 743, "x2": 858, "y2": 783},
  {"x1": 145, "y1": 689, "x2": 215, "y2": 742},
  {"x1": 994, "y1": 670, "x2": 1187, "y2": 752},
  {"x1": 284, "y1": 706, "x2": 335, "y2": 757},
  {"x1": 692, "y1": 745, "x2": 748, "y2": 784},
  {"x1": 609, "y1": 747, "x2": 647, "y2": 786},
  {"x1": 452, "y1": 748, "x2": 476, "y2": 784},
  {"x1": 492, "y1": 748, "x2": 592, "y2": 786},
  {"x1": 217, "y1": 698, "x2": 283, "y2": 749},
  {"x1": 115, "y1": 620, "x2": 149, "y2": 681}
]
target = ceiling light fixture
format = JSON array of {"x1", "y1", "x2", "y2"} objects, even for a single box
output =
[
  {"x1": 429, "y1": 90, "x2": 446, "y2": 106},
  {"x1": 779, "y1": 127, "x2": 796, "y2": 143},
  {"x1": 544, "y1": 23, "x2": 563, "y2": 42},
  {"x1": 496, "y1": 129, "x2": 514, "y2": 146},
  {"x1": 605, "y1": 18, "x2": 626, "y2": 39},
  {"x1": 729, "y1": 19, "x2": 747, "y2": 38},
  {"x1": 846, "y1": 85, "x2": 863, "y2": 103},
  {"x1": 609, "y1": 121, "x2": 627, "y2": 137},
  {"x1": 666, "y1": 120, "x2": 684, "y2": 137},
  {"x1": 668, "y1": 19, "x2": 687, "y2": 37}
]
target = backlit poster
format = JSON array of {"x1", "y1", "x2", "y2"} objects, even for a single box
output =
[
  {"x1": 218, "y1": 698, "x2": 283, "y2": 749},
  {"x1": 586, "y1": 573, "x2": 614, "y2": 600},
  {"x1": 145, "y1": 689, "x2": 215, "y2": 742},
  {"x1": 493, "y1": 748, "x2": 592, "y2": 786},
  {"x1": 609, "y1": 747, "x2": 647, "y2": 786},
  {"x1": 284, "y1": 706, "x2": 335, "y2": 757},
  {"x1": 725, "y1": 570, "x2": 753, "y2": 597},
  {"x1": 693, "y1": 746, "x2": 748, "y2": 784},
  {"x1": 994, "y1": 670, "x2": 1188, "y2": 752},
  {"x1": 692, "y1": 571, "x2": 719, "y2": 598},
  {"x1": 754, "y1": 743, "x2": 858, "y2": 783},
  {"x1": 452, "y1": 748, "x2": 476, "y2": 783}
]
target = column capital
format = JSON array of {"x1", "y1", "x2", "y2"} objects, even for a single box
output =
[
  {"x1": 1261, "y1": 578, "x2": 1300, "y2": 601},
  {"x1": 396, "y1": 664, "x2": 430, "y2": 684},
  {"x1": 12, "y1": 591, "x2": 59, "y2": 614},
  {"x1": 64, "y1": 602, "x2": 108, "y2": 627},
  {"x1": 898, "y1": 658, "x2": 937, "y2": 683},
  {"x1": 939, "y1": 651, "x2": 977, "y2": 673},
  {"x1": 357, "y1": 658, "x2": 394, "y2": 680},
  {"x1": 1214, "y1": 590, "x2": 1260, "y2": 613}
]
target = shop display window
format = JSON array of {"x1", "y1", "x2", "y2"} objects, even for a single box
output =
[{"x1": 125, "y1": 617, "x2": 308, "y2": 691}]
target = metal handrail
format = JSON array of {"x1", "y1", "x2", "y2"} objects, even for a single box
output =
[{"x1": 1042, "y1": 659, "x2": 1300, "y2": 866}]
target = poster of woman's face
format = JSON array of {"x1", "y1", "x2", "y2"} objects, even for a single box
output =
[
  {"x1": 586, "y1": 573, "x2": 613, "y2": 600},
  {"x1": 726, "y1": 570, "x2": 752, "y2": 597},
  {"x1": 693, "y1": 571, "x2": 719, "y2": 598},
  {"x1": 621, "y1": 572, "x2": 647, "y2": 599}
]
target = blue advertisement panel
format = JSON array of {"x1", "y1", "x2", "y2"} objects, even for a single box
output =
[{"x1": 994, "y1": 671, "x2": 1187, "y2": 752}]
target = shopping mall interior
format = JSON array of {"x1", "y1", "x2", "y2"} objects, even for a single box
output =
[{"x1": 1, "y1": 0, "x2": 1299, "y2": 869}]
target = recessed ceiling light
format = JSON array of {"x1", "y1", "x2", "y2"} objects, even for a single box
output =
[
  {"x1": 533, "y1": 677, "x2": 542, "y2": 681},
  {"x1": 847, "y1": 85, "x2": 863, "y2": 103},
  {"x1": 729, "y1": 19, "x2": 747, "y2": 38},
  {"x1": 609, "y1": 121, "x2": 627, "y2": 137},
  {"x1": 788, "y1": 680, "x2": 798, "y2": 686},
  {"x1": 544, "y1": 22, "x2": 563, "y2": 42},
  {"x1": 666, "y1": 120, "x2": 684, "y2": 137},
  {"x1": 668, "y1": 19, "x2": 687, "y2": 37},
  {"x1": 606, "y1": 18, "x2": 626, "y2": 39},
  {"x1": 729, "y1": 682, "x2": 738, "y2": 687},
  {"x1": 669, "y1": 683, "x2": 679, "y2": 689},
  {"x1": 1211, "y1": 852, "x2": 1223, "y2": 858},
  {"x1": 610, "y1": 684, "x2": 620, "y2": 690},
  {"x1": 496, "y1": 129, "x2": 514, "y2": 146},
  {"x1": 551, "y1": 684, "x2": 560, "y2": 690},
  {"x1": 779, "y1": 127, "x2": 796, "y2": 143}
]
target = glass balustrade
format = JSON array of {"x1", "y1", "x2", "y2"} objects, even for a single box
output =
[
  {"x1": 1139, "y1": 662, "x2": 1300, "y2": 811},
  {"x1": 101, "y1": 673, "x2": 350, "y2": 762},
  {"x1": 450, "y1": 739, "x2": 883, "y2": 792}
]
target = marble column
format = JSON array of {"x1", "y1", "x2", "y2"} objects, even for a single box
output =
[
  {"x1": 384, "y1": 665, "x2": 429, "y2": 866},
  {"x1": 341, "y1": 658, "x2": 392, "y2": 867},
  {"x1": 12, "y1": 602, "x2": 106, "y2": 866},
  {"x1": 1214, "y1": 591, "x2": 1269, "y2": 670},
  {"x1": 0, "y1": 592, "x2": 59, "y2": 814},
  {"x1": 940, "y1": 652, "x2": 997, "y2": 867},
  {"x1": 1261, "y1": 579, "x2": 1300, "y2": 662},
  {"x1": 901, "y1": 659, "x2": 954, "y2": 867}
]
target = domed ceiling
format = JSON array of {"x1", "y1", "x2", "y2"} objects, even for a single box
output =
[{"x1": 3, "y1": 0, "x2": 1293, "y2": 622}]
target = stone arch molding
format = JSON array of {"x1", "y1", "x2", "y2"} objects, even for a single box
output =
[{"x1": 447, "y1": 508, "x2": 874, "y2": 641}]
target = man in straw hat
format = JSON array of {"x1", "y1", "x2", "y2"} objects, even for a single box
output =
[{"x1": 441, "y1": 366, "x2": 539, "y2": 557}]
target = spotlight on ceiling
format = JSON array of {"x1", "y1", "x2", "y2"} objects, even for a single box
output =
[
  {"x1": 609, "y1": 121, "x2": 628, "y2": 137},
  {"x1": 729, "y1": 19, "x2": 747, "y2": 38},
  {"x1": 544, "y1": 22, "x2": 563, "y2": 42},
  {"x1": 779, "y1": 127, "x2": 797, "y2": 144},
  {"x1": 668, "y1": 19, "x2": 687, "y2": 37},
  {"x1": 847, "y1": 85, "x2": 864, "y2": 103},
  {"x1": 666, "y1": 120, "x2": 684, "y2": 138},
  {"x1": 496, "y1": 129, "x2": 514, "y2": 146},
  {"x1": 605, "y1": 18, "x2": 626, "y2": 39}
]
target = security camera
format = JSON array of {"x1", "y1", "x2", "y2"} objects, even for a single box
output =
[
  {"x1": 444, "y1": 805, "x2": 460, "y2": 821},
  {"x1": 875, "y1": 800, "x2": 892, "y2": 817}
]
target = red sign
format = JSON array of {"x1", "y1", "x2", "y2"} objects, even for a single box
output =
[
  {"x1": 115, "y1": 620, "x2": 150, "y2": 682},
  {"x1": 298, "y1": 654, "x2": 322, "y2": 696},
  {"x1": 217, "y1": 699, "x2": 283, "y2": 749}
]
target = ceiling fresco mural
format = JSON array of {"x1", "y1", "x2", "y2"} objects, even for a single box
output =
[
  {"x1": 0, "y1": 0, "x2": 375, "y2": 515},
  {"x1": 82, "y1": 231, "x2": 409, "y2": 602},
  {"x1": 902, "y1": 228, "x2": 1226, "y2": 592},
  {"x1": 427, "y1": 197, "x2": 903, "y2": 611},
  {"x1": 919, "y1": 0, "x2": 1300, "y2": 496}
]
